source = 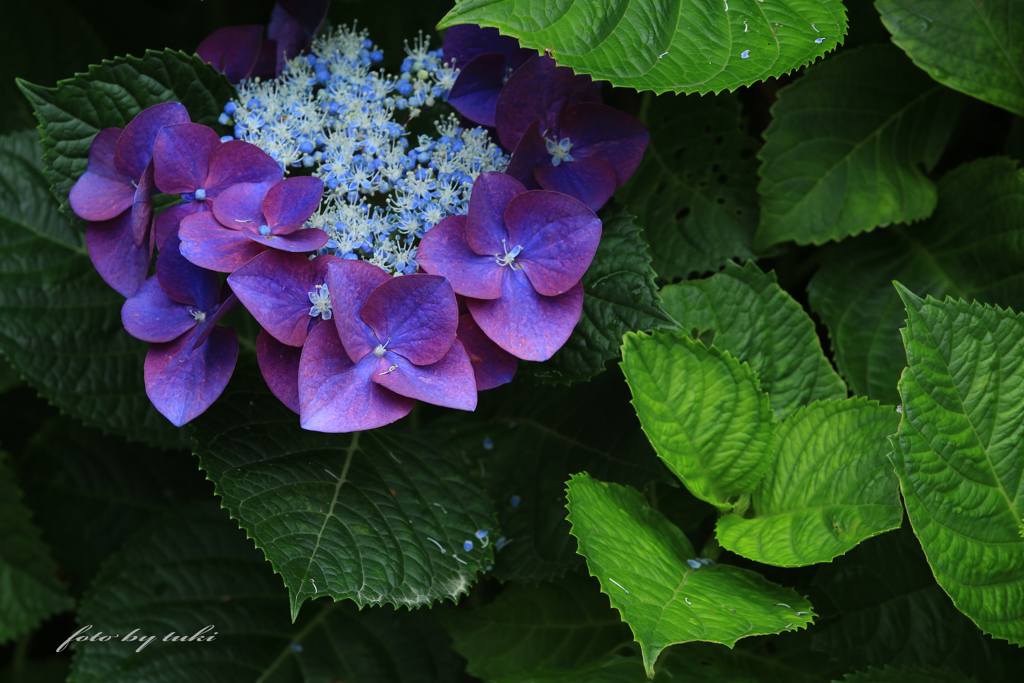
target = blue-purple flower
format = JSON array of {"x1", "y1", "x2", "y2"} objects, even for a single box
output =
[{"x1": 443, "y1": 24, "x2": 534, "y2": 127}]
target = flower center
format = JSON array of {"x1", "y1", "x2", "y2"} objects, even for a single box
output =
[
  {"x1": 494, "y1": 239, "x2": 523, "y2": 270},
  {"x1": 258, "y1": 224, "x2": 271, "y2": 236},
  {"x1": 189, "y1": 309, "x2": 206, "y2": 322},
  {"x1": 545, "y1": 136, "x2": 574, "y2": 166},
  {"x1": 373, "y1": 336, "x2": 392, "y2": 357},
  {"x1": 194, "y1": 188, "x2": 207, "y2": 201},
  {"x1": 307, "y1": 283, "x2": 332, "y2": 320}
]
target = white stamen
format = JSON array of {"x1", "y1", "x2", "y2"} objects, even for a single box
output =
[
  {"x1": 308, "y1": 283, "x2": 332, "y2": 320},
  {"x1": 324, "y1": 468, "x2": 339, "y2": 481},
  {"x1": 189, "y1": 309, "x2": 206, "y2": 322},
  {"x1": 494, "y1": 239, "x2": 523, "y2": 269},
  {"x1": 426, "y1": 537, "x2": 446, "y2": 554},
  {"x1": 609, "y1": 578, "x2": 630, "y2": 594},
  {"x1": 310, "y1": 579, "x2": 317, "y2": 593},
  {"x1": 545, "y1": 136, "x2": 574, "y2": 166},
  {"x1": 378, "y1": 363, "x2": 398, "y2": 376}
]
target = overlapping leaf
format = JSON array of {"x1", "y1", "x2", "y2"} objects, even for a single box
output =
[
  {"x1": 0, "y1": 450, "x2": 73, "y2": 644},
  {"x1": 520, "y1": 202, "x2": 674, "y2": 385},
  {"x1": 17, "y1": 49, "x2": 233, "y2": 214},
  {"x1": 661, "y1": 260, "x2": 846, "y2": 419},
  {"x1": 757, "y1": 44, "x2": 964, "y2": 249},
  {"x1": 69, "y1": 503, "x2": 465, "y2": 683},
  {"x1": 192, "y1": 366, "x2": 497, "y2": 619},
  {"x1": 437, "y1": 0, "x2": 849, "y2": 95},
  {"x1": 566, "y1": 473, "x2": 815, "y2": 677},
  {"x1": 621, "y1": 328, "x2": 775, "y2": 510},
  {"x1": 615, "y1": 92, "x2": 760, "y2": 281},
  {"x1": 808, "y1": 157, "x2": 1024, "y2": 404},
  {"x1": 717, "y1": 398, "x2": 901, "y2": 566},
  {"x1": 438, "y1": 571, "x2": 632, "y2": 681},
  {"x1": 891, "y1": 286, "x2": 1024, "y2": 644},
  {"x1": 0, "y1": 130, "x2": 188, "y2": 448},
  {"x1": 429, "y1": 367, "x2": 669, "y2": 584},
  {"x1": 877, "y1": 0, "x2": 1024, "y2": 117}
]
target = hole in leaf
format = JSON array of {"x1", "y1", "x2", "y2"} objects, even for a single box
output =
[
  {"x1": 716, "y1": 197, "x2": 725, "y2": 204},
  {"x1": 714, "y1": 135, "x2": 724, "y2": 145},
  {"x1": 676, "y1": 206, "x2": 691, "y2": 220},
  {"x1": 718, "y1": 174, "x2": 728, "y2": 184},
  {"x1": 711, "y1": 163, "x2": 720, "y2": 172}
]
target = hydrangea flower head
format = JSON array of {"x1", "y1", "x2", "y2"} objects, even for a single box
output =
[
  {"x1": 416, "y1": 171, "x2": 601, "y2": 361},
  {"x1": 298, "y1": 260, "x2": 476, "y2": 432},
  {"x1": 443, "y1": 24, "x2": 534, "y2": 127}
]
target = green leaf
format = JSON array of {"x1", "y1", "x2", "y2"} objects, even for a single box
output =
[
  {"x1": 891, "y1": 285, "x2": 1024, "y2": 645},
  {"x1": 438, "y1": 571, "x2": 632, "y2": 681},
  {"x1": 621, "y1": 328, "x2": 775, "y2": 510},
  {"x1": 69, "y1": 502, "x2": 466, "y2": 683},
  {"x1": 192, "y1": 365, "x2": 497, "y2": 620},
  {"x1": 429, "y1": 367, "x2": 670, "y2": 584},
  {"x1": 808, "y1": 157, "x2": 1024, "y2": 404},
  {"x1": 661, "y1": 260, "x2": 846, "y2": 419},
  {"x1": 0, "y1": 356, "x2": 21, "y2": 394},
  {"x1": 812, "y1": 527, "x2": 1024, "y2": 681},
  {"x1": 0, "y1": 130, "x2": 188, "y2": 448},
  {"x1": 437, "y1": 1, "x2": 849, "y2": 95},
  {"x1": 0, "y1": 450, "x2": 73, "y2": 644},
  {"x1": 615, "y1": 92, "x2": 761, "y2": 281},
  {"x1": 566, "y1": 473, "x2": 815, "y2": 678},
  {"x1": 520, "y1": 202, "x2": 674, "y2": 385},
  {"x1": 834, "y1": 666, "x2": 975, "y2": 683},
  {"x1": 16, "y1": 417, "x2": 210, "y2": 595},
  {"x1": 877, "y1": 0, "x2": 1024, "y2": 117},
  {"x1": 17, "y1": 49, "x2": 233, "y2": 214},
  {"x1": 717, "y1": 398, "x2": 901, "y2": 566},
  {"x1": 756, "y1": 44, "x2": 964, "y2": 249}
]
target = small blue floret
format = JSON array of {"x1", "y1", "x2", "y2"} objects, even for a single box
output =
[
  {"x1": 741, "y1": 50, "x2": 750, "y2": 59},
  {"x1": 687, "y1": 559, "x2": 702, "y2": 569},
  {"x1": 463, "y1": 540, "x2": 473, "y2": 551},
  {"x1": 194, "y1": 188, "x2": 206, "y2": 201},
  {"x1": 510, "y1": 495, "x2": 521, "y2": 507},
  {"x1": 475, "y1": 530, "x2": 488, "y2": 539},
  {"x1": 289, "y1": 642, "x2": 303, "y2": 652},
  {"x1": 223, "y1": 102, "x2": 237, "y2": 116},
  {"x1": 259, "y1": 224, "x2": 271, "y2": 236},
  {"x1": 483, "y1": 436, "x2": 494, "y2": 450},
  {"x1": 814, "y1": 37, "x2": 825, "y2": 44}
]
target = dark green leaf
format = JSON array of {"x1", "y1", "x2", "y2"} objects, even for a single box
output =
[
  {"x1": 69, "y1": 502, "x2": 465, "y2": 683},
  {"x1": 439, "y1": 571, "x2": 632, "y2": 681},
  {"x1": 520, "y1": 202, "x2": 674, "y2": 385},
  {"x1": 566, "y1": 473, "x2": 815, "y2": 678},
  {"x1": 877, "y1": 0, "x2": 1024, "y2": 117},
  {"x1": 756, "y1": 44, "x2": 964, "y2": 249},
  {"x1": 621, "y1": 329, "x2": 775, "y2": 511},
  {"x1": 833, "y1": 666, "x2": 975, "y2": 683},
  {"x1": 616, "y1": 92, "x2": 760, "y2": 281},
  {"x1": 192, "y1": 365, "x2": 497, "y2": 619},
  {"x1": 0, "y1": 450, "x2": 73, "y2": 644},
  {"x1": 437, "y1": 0, "x2": 849, "y2": 95},
  {"x1": 0, "y1": 130, "x2": 188, "y2": 448},
  {"x1": 891, "y1": 285, "x2": 1024, "y2": 645},
  {"x1": 661, "y1": 260, "x2": 846, "y2": 419},
  {"x1": 717, "y1": 398, "x2": 901, "y2": 566},
  {"x1": 17, "y1": 49, "x2": 233, "y2": 215},
  {"x1": 808, "y1": 157, "x2": 1024, "y2": 404}
]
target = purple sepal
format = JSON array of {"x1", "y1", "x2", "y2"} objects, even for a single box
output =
[
  {"x1": 533, "y1": 155, "x2": 617, "y2": 212},
  {"x1": 240, "y1": 226, "x2": 330, "y2": 252},
  {"x1": 495, "y1": 54, "x2": 602, "y2": 152},
  {"x1": 114, "y1": 102, "x2": 190, "y2": 181},
  {"x1": 263, "y1": 176, "x2": 324, "y2": 233},
  {"x1": 153, "y1": 124, "x2": 222, "y2": 195},
  {"x1": 179, "y1": 211, "x2": 265, "y2": 273},
  {"x1": 416, "y1": 215, "x2": 503, "y2": 300},
  {"x1": 121, "y1": 276, "x2": 198, "y2": 343},
  {"x1": 360, "y1": 274, "x2": 459, "y2": 366},
  {"x1": 504, "y1": 190, "x2": 601, "y2": 296},
  {"x1": 457, "y1": 313, "x2": 517, "y2": 390},
  {"x1": 212, "y1": 181, "x2": 275, "y2": 225},
  {"x1": 145, "y1": 325, "x2": 238, "y2": 427},
  {"x1": 205, "y1": 141, "x2": 283, "y2": 197},
  {"x1": 504, "y1": 121, "x2": 547, "y2": 190},
  {"x1": 468, "y1": 274, "x2": 584, "y2": 361},
  {"x1": 447, "y1": 53, "x2": 507, "y2": 128},
  {"x1": 196, "y1": 25, "x2": 265, "y2": 84},
  {"x1": 442, "y1": 24, "x2": 531, "y2": 71},
  {"x1": 558, "y1": 102, "x2": 649, "y2": 187},
  {"x1": 326, "y1": 260, "x2": 391, "y2": 364},
  {"x1": 69, "y1": 128, "x2": 134, "y2": 222},
  {"x1": 372, "y1": 338, "x2": 477, "y2": 411},
  {"x1": 298, "y1": 321, "x2": 415, "y2": 433},
  {"x1": 466, "y1": 172, "x2": 526, "y2": 255},
  {"x1": 271, "y1": 0, "x2": 329, "y2": 72},
  {"x1": 252, "y1": 39, "x2": 280, "y2": 81},
  {"x1": 228, "y1": 250, "x2": 320, "y2": 346},
  {"x1": 130, "y1": 161, "x2": 157, "y2": 247},
  {"x1": 157, "y1": 232, "x2": 221, "y2": 309},
  {"x1": 257, "y1": 328, "x2": 301, "y2": 414},
  {"x1": 86, "y1": 210, "x2": 152, "y2": 298},
  {"x1": 192, "y1": 291, "x2": 238, "y2": 350},
  {"x1": 154, "y1": 201, "x2": 205, "y2": 250}
]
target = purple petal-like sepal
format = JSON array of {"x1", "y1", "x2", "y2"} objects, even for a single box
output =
[
  {"x1": 114, "y1": 102, "x2": 190, "y2": 181},
  {"x1": 263, "y1": 176, "x2": 324, "y2": 233},
  {"x1": 86, "y1": 210, "x2": 153, "y2": 298},
  {"x1": 121, "y1": 276, "x2": 198, "y2": 343},
  {"x1": 360, "y1": 274, "x2": 459, "y2": 366},
  {"x1": 457, "y1": 313, "x2": 518, "y2": 391},
  {"x1": 465, "y1": 171, "x2": 525, "y2": 255},
  {"x1": 69, "y1": 128, "x2": 135, "y2": 222},
  {"x1": 153, "y1": 124, "x2": 222, "y2": 195},
  {"x1": 415, "y1": 215, "x2": 503, "y2": 300},
  {"x1": 205, "y1": 141, "x2": 283, "y2": 197},
  {"x1": 196, "y1": 25, "x2": 265, "y2": 84},
  {"x1": 228, "y1": 250, "x2": 317, "y2": 346},
  {"x1": 145, "y1": 325, "x2": 238, "y2": 427},
  {"x1": 326, "y1": 259, "x2": 391, "y2": 364},
  {"x1": 372, "y1": 339, "x2": 477, "y2": 411},
  {"x1": 257, "y1": 329, "x2": 302, "y2": 414},
  {"x1": 179, "y1": 211, "x2": 265, "y2": 273}
]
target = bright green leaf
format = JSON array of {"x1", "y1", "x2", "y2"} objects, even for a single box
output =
[
  {"x1": 615, "y1": 92, "x2": 760, "y2": 281},
  {"x1": 566, "y1": 473, "x2": 815, "y2": 678},
  {"x1": 0, "y1": 450, "x2": 73, "y2": 644},
  {"x1": 439, "y1": 571, "x2": 632, "y2": 681},
  {"x1": 833, "y1": 666, "x2": 975, "y2": 683},
  {"x1": 808, "y1": 157, "x2": 1024, "y2": 404},
  {"x1": 437, "y1": 1, "x2": 849, "y2": 95},
  {"x1": 812, "y1": 527, "x2": 1024, "y2": 681},
  {"x1": 519, "y1": 202, "x2": 674, "y2": 385},
  {"x1": 716, "y1": 398, "x2": 901, "y2": 566},
  {"x1": 891, "y1": 285, "x2": 1024, "y2": 645},
  {"x1": 621, "y1": 328, "x2": 775, "y2": 510},
  {"x1": 0, "y1": 130, "x2": 188, "y2": 448},
  {"x1": 429, "y1": 367, "x2": 669, "y2": 584},
  {"x1": 877, "y1": 0, "x2": 1024, "y2": 117},
  {"x1": 17, "y1": 49, "x2": 233, "y2": 215},
  {"x1": 661, "y1": 260, "x2": 846, "y2": 419},
  {"x1": 192, "y1": 365, "x2": 497, "y2": 620},
  {"x1": 69, "y1": 503, "x2": 465, "y2": 683},
  {"x1": 756, "y1": 44, "x2": 964, "y2": 249}
]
